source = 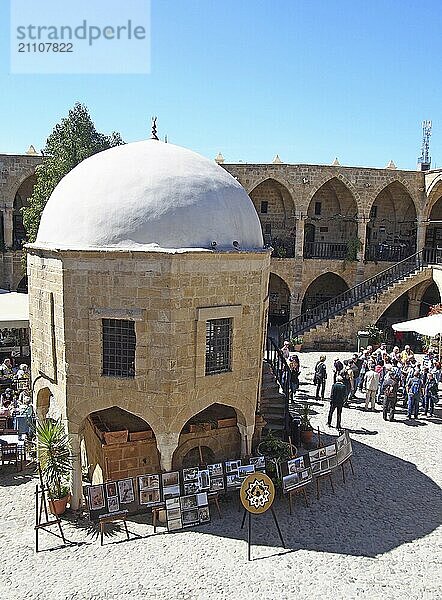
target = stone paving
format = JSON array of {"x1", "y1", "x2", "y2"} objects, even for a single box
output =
[{"x1": 0, "y1": 351, "x2": 441, "y2": 600}]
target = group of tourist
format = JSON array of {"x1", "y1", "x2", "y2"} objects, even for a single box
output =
[
  {"x1": 280, "y1": 339, "x2": 440, "y2": 430},
  {"x1": 0, "y1": 358, "x2": 33, "y2": 436}
]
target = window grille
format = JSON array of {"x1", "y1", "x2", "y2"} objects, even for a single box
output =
[
  {"x1": 260, "y1": 201, "x2": 269, "y2": 214},
  {"x1": 205, "y1": 318, "x2": 232, "y2": 375},
  {"x1": 314, "y1": 201, "x2": 322, "y2": 215},
  {"x1": 102, "y1": 319, "x2": 136, "y2": 378}
]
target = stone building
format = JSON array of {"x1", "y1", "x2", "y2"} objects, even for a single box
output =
[
  {"x1": 27, "y1": 139, "x2": 271, "y2": 509},
  {"x1": 4, "y1": 144, "x2": 442, "y2": 343}
]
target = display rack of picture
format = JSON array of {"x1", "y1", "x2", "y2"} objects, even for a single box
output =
[
  {"x1": 225, "y1": 459, "x2": 243, "y2": 489},
  {"x1": 161, "y1": 471, "x2": 181, "y2": 500},
  {"x1": 281, "y1": 455, "x2": 312, "y2": 493},
  {"x1": 336, "y1": 431, "x2": 353, "y2": 465},
  {"x1": 182, "y1": 466, "x2": 211, "y2": 495},
  {"x1": 138, "y1": 474, "x2": 162, "y2": 507},
  {"x1": 207, "y1": 463, "x2": 225, "y2": 492},
  {"x1": 309, "y1": 444, "x2": 337, "y2": 475},
  {"x1": 86, "y1": 477, "x2": 138, "y2": 521},
  {"x1": 166, "y1": 492, "x2": 210, "y2": 531}
]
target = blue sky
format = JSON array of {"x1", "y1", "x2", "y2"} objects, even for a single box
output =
[{"x1": 1, "y1": 0, "x2": 441, "y2": 169}]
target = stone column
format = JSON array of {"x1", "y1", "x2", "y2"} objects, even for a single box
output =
[
  {"x1": 3, "y1": 208, "x2": 13, "y2": 248},
  {"x1": 155, "y1": 432, "x2": 180, "y2": 471},
  {"x1": 70, "y1": 432, "x2": 83, "y2": 511},
  {"x1": 237, "y1": 423, "x2": 255, "y2": 457},
  {"x1": 416, "y1": 220, "x2": 427, "y2": 252},
  {"x1": 294, "y1": 217, "x2": 305, "y2": 259},
  {"x1": 407, "y1": 299, "x2": 421, "y2": 321},
  {"x1": 357, "y1": 219, "x2": 367, "y2": 262}
]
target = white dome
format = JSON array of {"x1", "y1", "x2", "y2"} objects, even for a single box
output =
[{"x1": 36, "y1": 140, "x2": 264, "y2": 251}]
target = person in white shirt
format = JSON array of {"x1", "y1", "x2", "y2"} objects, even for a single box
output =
[{"x1": 363, "y1": 364, "x2": 380, "y2": 410}]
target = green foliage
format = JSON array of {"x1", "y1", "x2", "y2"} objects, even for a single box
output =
[
  {"x1": 300, "y1": 402, "x2": 312, "y2": 431},
  {"x1": 36, "y1": 419, "x2": 72, "y2": 499},
  {"x1": 257, "y1": 431, "x2": 292, "y2": 461},
  {"x1": 290, "y1": 336, "x2": 303, "y2": 346},
  {"x1": 22, "y1": 102, "x2": 124, "y2": 243},
  {"x1": 366, "y1": 323, "x2": 386, "y2": 344},
  {"x1": 345, "y1": 236, "x2": 362, "y2": 262}
]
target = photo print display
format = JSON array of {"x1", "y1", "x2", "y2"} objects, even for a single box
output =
[
  {"x1": 238, "y1": 464, "x2": 255, "y2": 479},
  {"x1": 282, "y1": 472, "x2": 299, "y2": 493},
  {"x1": 183, "y1": 467, "x2": 199, "y2": 482},
  {"x1": 209, "y1": 477, "x2": 224, "y2": 492},
  {"x1": 118, "y1": 479, "x2": 135, "y2": 504},
  {"x1": 182, "y1": 509, "x2": 199, "y2": 526},
  {"x1": 166, "y1": 497, "x2": 182, "y2": 532},
  {"x1": 207, "y1": 463, "x2": 223, "y2": 478},
  {"x1": 88, "y1": 485, "x2": 105, "y2": 510},
  {"x1": 108, "y1": 496, "x2": 120, "y2": 512},
  {"x1": 287, "y1": 455, "x2": 309, "y2": 474},
  {"x1": 225, "y1": 459, "x2": 241, "y2": 474},
  {"x1": 162, "y1": 471, "x2": 181, "y2": 500},
  {"x1": 249, "y1": 456, "x2": 266, "y2": 472},
  {"x1": 226, "y1": 473, "x2": 242, "y2": 489},
  {"x1": 138, "y1": 474, "x2": 162, "y2": 506},
  {"x1": 184, "y1": 481, "x2": 200, "y2": 495},
  {"x1": 105, "y1": 482, "x2": 117, "y2": 498}
]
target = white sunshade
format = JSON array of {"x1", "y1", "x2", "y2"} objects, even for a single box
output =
[
  {"x1": 392, "y1": 313, "x2": 442, "y2": 337},
  {"x1": 0, "y1": 291, "x2": 29, "y2": 328}
]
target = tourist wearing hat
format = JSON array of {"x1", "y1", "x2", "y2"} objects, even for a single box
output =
[{"x1": 314, "y1": 355, "x2": 327, "y2": 401}]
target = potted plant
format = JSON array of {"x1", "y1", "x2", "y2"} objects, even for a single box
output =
[
  {"x1": 36, "y1": 418, "x2": 72, "y2": 515},
  {"x1": 299, "y1": 402, "x2": 314, "y2": 444},
  {"x1": 291, "y1": 336, "x2": 303, "y2": 352},
  {"x1": 257, "y1": 431, "x2": 292, "y2": 488}
]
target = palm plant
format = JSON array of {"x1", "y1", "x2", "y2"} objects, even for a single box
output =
[{"x1": 36, "y1": 419, "x2": 72, "y2": 499}]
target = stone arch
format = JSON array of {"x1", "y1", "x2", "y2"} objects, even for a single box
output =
[
  {"x1": 304, "y1": 177, "x2": 358, "y2": 258},
  {"x1": 424, "y1": 180, "x2": 442, "y2": 249},
  {"x1": 301, "y1": 272, "x2": 349, "y2": 313},
  {"x1": 172, "y1": 403, "x2": 241, "y2": 469},
  {"x1": 82, "y1": 406, "x2": 161, "y2": 484},
  {"x1": 307, "y1": 173, "x2": 361, "y2": 208},
  {"x1": 12, "y1": 174, "x2": 36, "y2": 249},
  {"x1": 268, "y1": 272, "x2": 291, "y2": 325},
  {"x1": 3, "y1": 167, "x2": 38, "y2": 208},
  {"x1": 249, "y1": 178, "x2": 296, "y2": 256},
  {"x1": 365, "y1": 180, "x2": 418, "y2": 261},
  {"x1": 424, "y1": 175, "x2": 442, "y2": 219},
  {"x1": 419, "y1": 281, "x2": 440, "y2": 316}
]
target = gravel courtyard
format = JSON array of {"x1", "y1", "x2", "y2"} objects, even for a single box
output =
[{"x1": 1, "y1": 351, "x2": 441, "y2": 600}]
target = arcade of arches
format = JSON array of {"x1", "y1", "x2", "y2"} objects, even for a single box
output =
[
  {"x1": 12, "y1": 174, "x2": 35, "y2": 250},
  {"x1": 301, "y1": 273, "x2": 349, "y2": 313}
]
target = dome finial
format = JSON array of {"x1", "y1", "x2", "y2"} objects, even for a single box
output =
[{"x1": 151, "y1": 116, "x2": 159, "y2": 140}]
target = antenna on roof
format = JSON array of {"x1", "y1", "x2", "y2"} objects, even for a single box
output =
[
  {"x1": 417, "y1": 120, "x2": 432, "y2": 171},
  {"x1": 151, "y1": 116, "x2": 159, "y2": 140}
]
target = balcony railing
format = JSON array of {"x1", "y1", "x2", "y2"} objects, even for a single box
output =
[
  {"x1": 303, "y1": 241, "x2": 347, "y2": 259},
  {"x1": 365, "y1": 243, "x2": 416, "y2": 263}
]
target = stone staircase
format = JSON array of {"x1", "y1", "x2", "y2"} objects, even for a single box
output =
[
  {"x1": 259, "y1": 362, "x2": 287, "y2": 437},
  {"x1": 280, "y1": 248, "x2": 442, "y2": 348},
  {"x1": 301, "y1": 267, "x2": 432, "y2": 349}
]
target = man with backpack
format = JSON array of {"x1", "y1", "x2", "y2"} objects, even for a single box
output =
[
  {"x1": 382, "y1": 371, "x2": 399, "y2": 421},
  {"x1": 406, "y1": 370, "x2": 422, "y2": 419}
]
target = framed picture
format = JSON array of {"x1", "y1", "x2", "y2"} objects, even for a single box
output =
[
  {"x1": 196, "y1": 492, "x2": 208, "y2": 507},
  {"x1": 182, "y1": 509, "x2": 199, "y2": 526},
  {"x1": 140, "y1": 489, "x2": 161, "y2": 506},
  {"x1": 167, "y1": 507, "x2": 181, "y2": 521},
  {"x1": 108, "y1": 496, "x2": 120, "y2": 512},
  {"x1": 183, "y1": 467, "x2": 199, "y2": 482},
  {"x1": 238, "y1": 464, "x2": 255, "y2": 479},
  {"x1": 198, "y1": 506, "x2": 210, "y2": 523},
  {"x1": 249, "y1": 456, "x2": 266, "y2": 471},
  {"x1": 325, "y1": 444, "x2": 337, "y2": 457},
  {"x1": 118, "y1": 479, "x2": 135, "y2": 504},
  {"x1": 287, "y1": 456, "x2": 305, "y2": 473},
  {"x1": 225, "y1": 459, "x2": 241, "y2": 473},
  {"x1": 198, "y1": 469, "x2": 210, "y2": 490},
  {"x1": 209, "y1": 477, "x2": 224, "y2": 492},
  {"x1": 167, "y1": 518, "x2": 182, "y2": 531},
  {"x1": 282, "y1": 472, "x2": 299, "y2": 493},
  {"x1": 163, "y1": 485, "x2": 180, "y2": 500},
  {"x1": 165, "y1": 497, "x2": 180, "y2": 510},
  {"x1": 184, "y1": 481, "x2": 200, "y2": 495},
  {"x1": 226, "y1": 473, "x2": 241, "y2": 488},
  {"x1": 180, "y1": 495, "x2": 198, "y2": 510},
  {"x1": 105, "y1": 482, "x2": 117, "y2": 498},
  {"x1": 207, "y1": 463, "x2": 223, "y2": 477},
  {"x1": 88, "y1": 485, "x2": 105, "y2": 510},
  {"x1": 139, "y1": 474, "x2": 160, "y2": 491},
  {"x1": 162, "y1": 471, "x2": 180, "y2": 488}
]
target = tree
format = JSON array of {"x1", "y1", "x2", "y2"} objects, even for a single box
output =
[{"x1": 23, "y1": 102, "x2": 124, "y2": 243}]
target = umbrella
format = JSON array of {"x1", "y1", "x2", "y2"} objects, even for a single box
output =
[{"x1": 392, "y1": 313, "x2": 442, "y2": 359}]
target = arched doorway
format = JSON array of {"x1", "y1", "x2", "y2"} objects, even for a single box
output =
[
  {"x1": 366, "y1": 181, "x2": 417, "y2": 261},
  {"x1": 268, "y1": 273, "x2": 291, "y2": 325},
  {"x1": 84, "y1": 406, "x2": 160, "y2": 483},
  {"x1": 425, "y1": 186, "x2": 442, "y2": 250},
  {"x1": 419, "y1": 282, "x2": 441, "y2": 316},
  {"x1": 172, "y1": 403, "x2": 241, "y2": 469},
  {"x1": 17, "y1": 276, "x2": 28, "y2": 293},
  {"x1": 249, "y1": 179, "x2": 295, "y2": 257},
  {"x1": 13, "y1": 175, "x2": 36, "y2": 250},
  {"x1": 304, "y1": 178, "x2": 357, "y2": 259},
  {"x1": 301, "y1": 273, "x2": 349, "y2": 312}
]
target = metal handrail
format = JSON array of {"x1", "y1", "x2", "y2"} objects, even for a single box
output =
[
  {"x1": 279, "y1": 247, "x2": 442, "y2": 342},
  {"x1": 263, "y1": 336, "x2": 292, "y2": 437}
]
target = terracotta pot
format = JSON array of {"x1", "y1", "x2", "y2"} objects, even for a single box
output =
[
  {"x1": 49, "y1": 494, "x2": 70, "y2": 516},
  {"x1": 300, "y1": 429, "x2": 314, "y2": 444}
]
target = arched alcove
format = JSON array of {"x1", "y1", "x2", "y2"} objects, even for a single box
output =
[
  {"x1": 249, "y1": 178, "x2": 295, "y2": 257},
  {"x1": 425, "y1": 187, "x2": 442, "y2": 249},
  {"x1": 268, "y1": 273, "x2": 291, "y2": 325},
  {"x1": 419, "y1": 282, "x2": 441, "y2": 316},
  {"x1": 13, "y1": 174, "x2": 36, "y2": 250},
  {"x1": 172, "y1": 403, "x2": 241, "y2": 469},
  {"x1": 301, "y1": 273, "x2": 349, "y2": 312},
  {"x1": 17, "y1": 276, "x2": 28, "y2": 294},
  {"x1": 366, "y1": 181, "x2": 417, "y2": 261},
  {"x1": 304, "y1": 178, "x2": 357, "y2": 259},
  {"x1": 35, "y1": 387, "x2": 51, "y2": 421},
  {"x1": 84, "y1": 406, "x2": 160, "y2": 483}
]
